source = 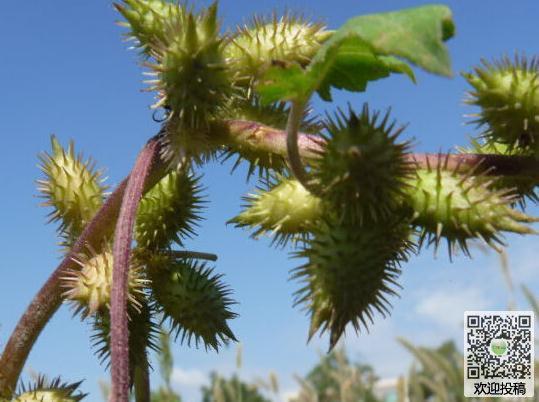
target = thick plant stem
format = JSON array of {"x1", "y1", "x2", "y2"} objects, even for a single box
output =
[
  {"x1": 134, "y1": 358, "x2": 150, "y2": 402},
  {"x1": 408, "y1": 152, "x2": 539, "y2": 178},
  {"x1": 0, "y1": 135, "x2": 166, "y2": 400},
  {"x1": 224, "y1": 120, "x2": 322, "y2": 162},
  {"x1": 224, "y1": 120, "x2": 539, "y2": 179},
  {"x1": 110, "y1": 137, "x2": 161, "y2": 402}
]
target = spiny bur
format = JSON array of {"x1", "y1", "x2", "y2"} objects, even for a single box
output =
[
  {"x1": 13, "y1": 376, "x2": 86, "y2": 402},
  {"x1": 117, "y1": 1, "x2": 233, "y2": 166},
  {"x1": 148, "y1": 4, "x2": 233, "y2": 165},
  {"x1": 62, "y1": 244, "x2": 147, "y2": 318},
  {"x1": 291, "y1": 218, "x2": 413, "y2": 350},
  {"x1": 37, "y1": 135, "x2": 106, "y2": 245},
  {"x1": 312, "y1": 104, "x2": 413, "y2": 222},
  {"x1": 464, "y1": 55, "x2": 539, "y2": 155},
  {"x1": 404, "y1": 156, "x2": 538, "y2": 256},
  {"x1": 148, "y1": 256, "x2": 237, "y2": 351},
  {"x1": 225, "y1": 13, "x2": 332, "y2": 86},
  {"x1": 229, "y1": 176, "x2": 323, "y2": 246},
  {"x1": 135, "y1": 169, "x2": 205, "y2": 250}
]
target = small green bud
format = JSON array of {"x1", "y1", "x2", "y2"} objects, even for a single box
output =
[
  {"x1": 464, "y1": 55, "x2": 539, "y2": 155},
  {"x1": 149, "y1": 256, "x2": 237, "y2": 351},
  {"x1": 229, "y1": 176, "x2": 323, "y2": 246},
  {"x1": 37, "y1": 135, "x2": 106, "y2": 244}
]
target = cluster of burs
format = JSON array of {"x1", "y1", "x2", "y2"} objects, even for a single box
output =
[{"x1": 12, "y1": 1, "x2": 539, "y2": 400}]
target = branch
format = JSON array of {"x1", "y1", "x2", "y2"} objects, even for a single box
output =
[
  {"x1": 111, "y1": 137, "x2": 161, "y2": 402},
  {"x1": 0, "y1": 135, "x2": 167, "y2": 399},
  {"x1": 223, "y1": 120, "x2": 539, "y2": 179}
]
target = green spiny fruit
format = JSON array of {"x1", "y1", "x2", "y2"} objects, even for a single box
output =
[
  {"x1": 218, "y1": 91, "x2": 321, "y2": 179},
  {"x1": 458, "y1": 138, "x2": 538, "y2": 206},
  {"x1": 135, "y1": 169, "x2": 205, "y2": 250},
  {"x1": 404, "y1": 156, "x2": 538, "y2": 256},
  {"x1": 62, "y1": 244, "x2": 147, "y2": 318},
  {"x1": 91, "y1": 301, "x2": 159, "y2": 376},
  {"x1": 145, "y1": 3, "x2": 233, "y2": 166},
  {"x1": 224, "y1": 13, "x2": 332, "y2": 86},
  {"x1": 312, "y1": 104, "x2": 413, "y2": 222},
  {"x1": 13, "y1": 376, "x2": 86, "y2": 402},
  {"x1": 148, "y1": 256, "x2": 237, "y2": 351},
  {"x1": 37, "y1": 135, "x2": 106, "y2": 244},
  {"x1": 291, "y1": 218, "x2": 413, "y2": 350},
  {"x1": 229, "y1": 176, "x2": 323, "y2": 246},
  {"x1": 463, "y1": 55, "x2": 539, "y2": 155},
  {"x1": 114, "y1": 0, "x2": 182, "y2": 55}
]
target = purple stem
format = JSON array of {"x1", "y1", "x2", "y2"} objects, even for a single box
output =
[{"x1": 110, "y1": 137, "x2": 161, "y2": 402}]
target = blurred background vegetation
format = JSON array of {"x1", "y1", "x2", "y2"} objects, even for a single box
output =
[{"x1": 100, "y1": 250, "x2": 538, "y2": 402}]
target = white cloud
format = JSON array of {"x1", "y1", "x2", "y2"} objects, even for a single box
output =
[
  {"x1": 171, "y1": 367, "x2": 208, "y2": 388},
  {"x1": 280, "y1": 389, "x2": 299, "y2": 402},
  {"x1": 415, "y1": 286, "x2": 490, "y2": 329}
]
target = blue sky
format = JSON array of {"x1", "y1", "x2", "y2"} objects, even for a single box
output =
[{"x1": 1, "y1": 1, "x2": 538, "y2": 401}]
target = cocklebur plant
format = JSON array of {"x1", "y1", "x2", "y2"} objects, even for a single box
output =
[{"x1": 1, "y1": 2, "x2": 539, "y2": 401}]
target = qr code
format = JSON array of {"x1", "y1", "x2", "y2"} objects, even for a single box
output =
[{"x1": 464, "y1": 311, "x2": 535, "y2": 398}]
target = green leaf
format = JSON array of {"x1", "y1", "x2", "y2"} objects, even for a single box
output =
[
  {"x1": 314, "y1": 35, "x2": 417, "y2": 101},
  {"x1": 257, "y1": 4, "x2": 453, "y2": 103},
  {"x1": 334, "y1": 4, "x2": 454, "y2": 76},
  {"x1": 256, "y1": 63, "x2": 310, "y2": 104}
]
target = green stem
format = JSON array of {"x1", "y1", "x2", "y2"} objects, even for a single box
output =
[
  {"x1": 134, "y1": 358, "x2": 151, "y2": 402},
  {"x1": 285, "y1": 100, "x2": 315, "y2": 191}
]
